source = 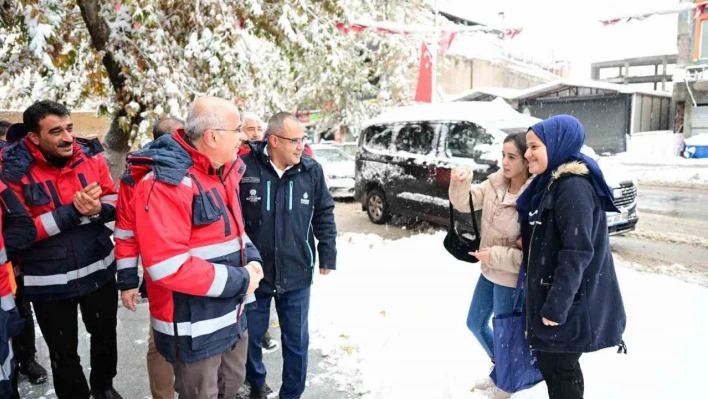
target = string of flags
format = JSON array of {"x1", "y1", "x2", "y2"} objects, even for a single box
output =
[{"x1": 335, "y1": 2, "x2": 708, "y2": 104}]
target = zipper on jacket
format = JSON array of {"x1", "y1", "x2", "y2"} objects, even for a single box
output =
[
  {"x1": 525, "y1": 183, "x2": 553, "y2": 345},
  {"x1": 289, "y1": 181, "x2": 294, "y2": 210},
  {"x1": 212, "y1": 188, "x2": 231, "y2": 236},
  {"x1": 307, "y1": 208, "x2": 315, "y2": 283},
  {"x1": 266, "y1": 181, "x2": 271, "y2": 211}
]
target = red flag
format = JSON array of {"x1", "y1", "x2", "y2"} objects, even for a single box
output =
[
  {"x1": 440, "y1": 31, "x2": 457, "y2": 55},
  {"x1": 414, "y1": 42, "x2": 433, "y2": 103},
  {"x1": 503, "y1": 28, "x2": 523, "y2": 39},
  {"x1": 696, "y1": 4, "x2": 707, "y2": 19},
  {"x1": 335, "y1": 22, "x2": 366, "y2": 34}
]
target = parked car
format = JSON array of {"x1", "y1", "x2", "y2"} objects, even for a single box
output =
[
  {"x1": 354, "y1": 101, "x2": 638, "y2": 235},
  {"x1": 311, "y1": 144, "x2": 356, "y2": 198}
]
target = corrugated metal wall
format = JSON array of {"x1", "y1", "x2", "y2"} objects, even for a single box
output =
[
  {"x1": 521, "y1": 95, "x2": 630, "y2": 154},
  {"x1": 632, "y1": 95, "x2": 671, "y2": 133}
]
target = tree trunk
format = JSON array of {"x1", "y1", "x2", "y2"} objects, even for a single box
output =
[
  {"x1": 0, "y1": 0, "x2": 17, "y2": 27},
  {"x1": 77, "y1": 0, "x2": 143, "y2": 186}
]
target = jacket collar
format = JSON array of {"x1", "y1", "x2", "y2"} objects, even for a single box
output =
[
  {"x1": 1, "y1": 136, "x2": 103, "y2": 183},
  {"x1": 488, "y1": 170, "x2": 533, "y2": 205},
  {"x1": 551, "y1": 161, "x2": 589, "y2": 181},
  {"x1": 122, "y1": 132, "x2": 194, "y2": 186},
  {"x1": 172, "y1": 129, "x2": 246, "y2": 183},
  {"x1": 251, "y1": 141, "x2": 315, "y2": 172}
]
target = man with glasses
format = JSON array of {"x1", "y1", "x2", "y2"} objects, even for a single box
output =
[
  {"x1": 130, "y1": 97, "x2": 263, "y2": 399},
  {"x1": 239, "y1": 112, "x2": 337, "y2": 399}
]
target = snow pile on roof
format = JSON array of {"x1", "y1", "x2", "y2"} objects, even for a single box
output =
[
  {"x1": 513, "y1": 78, "x2": 671, "y2": 99},
  {"x1": 365, "y1": 100, "x2": 540, "y2": 131},
  {"x1": 449, "y1": 87, "x2": 524, "y2": 102},
  {"x1": 308, "y1": 231, "x2": 708, "y2": 398}
]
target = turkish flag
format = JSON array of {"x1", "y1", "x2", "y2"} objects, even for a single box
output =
[
  {"x1": 414, "y1": 42, "x2": 433, "y2": 103},
  {"x1": 440, "y1": 31, "x2": 457, "y2": 55}
]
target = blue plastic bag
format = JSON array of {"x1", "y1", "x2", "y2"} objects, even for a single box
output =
[{"x1": 490, "y1": 264, "x2": 543, "y2": 393}]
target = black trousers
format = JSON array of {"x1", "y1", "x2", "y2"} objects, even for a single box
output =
[
  {"x1": 537, "y1": 351, "x2": 584, "y2": 399},
  {"x1": 33, "y1": 278, "x2": 118, "y2": 399},
  {"x1": 11, "y1": 274, "x2": 37, "y2": 366}
]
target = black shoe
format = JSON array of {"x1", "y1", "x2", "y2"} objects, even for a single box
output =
[
  {"x1": 249, "y1": 383, "x2": 273, "y2": 399},
  {"x1": 90, "y1": 387, "x2": 124, "y2": 399},
  {"x1": 19, "y1": 358, "x2": 48, "y2": 384}
]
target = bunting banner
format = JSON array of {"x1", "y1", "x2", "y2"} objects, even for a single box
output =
[{"x1": 600, "y1": 2, "x2": 703, "y2": 26}]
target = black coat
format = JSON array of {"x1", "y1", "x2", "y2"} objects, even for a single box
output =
[
  {"x1": 521, "y1": 161, "x2": 626, "y2": 353},
  {"x1": 239, "y1": 142, "x2": 337, "y2": 295}
]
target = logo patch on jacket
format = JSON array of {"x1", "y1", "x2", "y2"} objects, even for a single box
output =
[
  {"x1": 246, "y1": 189, "x2": 261, "y2": 204},
  {"x1": 301, "y1": 192, "x2": 310, "y2": 205},
  {"x1": 242, "y1": 176, "x2": 260, "y2": 184}
]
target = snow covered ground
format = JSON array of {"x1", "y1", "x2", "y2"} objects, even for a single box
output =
[
  {"x1": 599, "y1": 152, "x2": 708, "y2": 188},
  {"x1": 308, "y1": 232, "x2": 707, "y2": 398}
]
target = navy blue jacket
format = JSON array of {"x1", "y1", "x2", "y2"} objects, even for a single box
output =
[
  {"x1": 521, "y1": 161, "x2": 626, "y2": 353},
  {"x1": 239, "y1": 142, "x2": 337, "y2": 295}
]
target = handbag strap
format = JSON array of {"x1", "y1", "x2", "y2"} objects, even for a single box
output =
[
  {"x1": 448, "y1": 191, "x2": 481, "y2": 240},
  {"x1": 468, "y1": 192, "x2": 480, "y2": 238}
]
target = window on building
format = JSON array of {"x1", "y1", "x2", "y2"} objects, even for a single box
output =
[{"x1": 694, "y1": 3, "x2": 708, "y2": 60}]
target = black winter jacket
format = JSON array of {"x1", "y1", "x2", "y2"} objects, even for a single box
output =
[
  {"x1": 521, "y1": 161, "x2": 626, "y2": 353},
  {"x1": 239, "y1": 142, "x2": 337, "y2": 295}
]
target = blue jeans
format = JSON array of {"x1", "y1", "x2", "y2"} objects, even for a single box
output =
[
  {"x1": 466, "y1": 275, "x2": 518, "y2": 358},
  {"x1": 246, "y1": 286, "x2": 310, "y2": 399}
]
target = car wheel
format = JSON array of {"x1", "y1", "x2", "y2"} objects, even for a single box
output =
[{"x1": 366, "y1": 188, "x2": 390, "y2": 224}]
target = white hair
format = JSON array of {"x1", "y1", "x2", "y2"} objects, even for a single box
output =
[
  {"x1": 241, "y1": 111, "x2": 261, "y2": 124},
  {"x1": 184, "y1": 106, "x2": 229, "y2": 141}
]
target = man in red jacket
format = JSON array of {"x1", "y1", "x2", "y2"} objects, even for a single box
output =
[
  {"x1": 116, "y1": 117, "x2": 184, "y2": 399},
  {"x1": 1, "y1": 101, "x2": 121, "y2": 399},
  {"x1": 0, "y1": 178, "x2": 37, "y2": 398},
  {"x1": 131, "y1": 97, "x2": 264, "y2": 399}
]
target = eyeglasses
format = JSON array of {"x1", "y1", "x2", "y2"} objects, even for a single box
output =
[
  {"x1": 213, "y1": 126, "x2": 243, "y2": 135},
  {"x1": 271, "y1": 134, "x2": 307, "y2": 146}
]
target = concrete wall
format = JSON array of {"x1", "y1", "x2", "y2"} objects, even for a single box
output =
[
  {"x1": 437, "y1": 59, "x2": 473, "y2": 97},
  {"x1": 433, "y1": 57, "x2": 558, "y2": 99}
]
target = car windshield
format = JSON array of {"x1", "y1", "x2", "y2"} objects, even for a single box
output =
[{"x1": 313, "y1": 148, "x2": 353, "y2": 162}]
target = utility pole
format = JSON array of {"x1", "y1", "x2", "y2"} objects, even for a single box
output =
[
  {"x1": 673, "y1": 0, "x2": 694, "y2": 135},
  {"x1": 431, "y1": 0, "x2": 439, "y2": 103}
]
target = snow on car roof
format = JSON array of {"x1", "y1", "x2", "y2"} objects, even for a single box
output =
[{"x1": 364, "y1": 99, "x2": 540, "y2": 130}]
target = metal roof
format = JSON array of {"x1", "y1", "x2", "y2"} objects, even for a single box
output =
[{"x1": 512, "y1": 78, "x2": 672, "y2": 101}]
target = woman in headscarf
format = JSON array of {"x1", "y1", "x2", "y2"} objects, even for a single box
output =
[{"x1": 517, "y1": 115, "x2": 626, "y2": 399}]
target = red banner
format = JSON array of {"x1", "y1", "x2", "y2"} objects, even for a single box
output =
[
  {"x1": 414, "y1": 42, "x2": 433, "y2": 103},
  {"x1": 440, "y1": 31, "x2": 457, "y2": 55}
]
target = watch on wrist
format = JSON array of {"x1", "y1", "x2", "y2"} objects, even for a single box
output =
[{"x1": 88, "y1": 212, "x2": 102, "y2": 221}]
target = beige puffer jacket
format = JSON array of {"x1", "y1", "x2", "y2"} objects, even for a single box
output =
[{"x1": 448, "y1": 170, "x2": 532, "y2": 288}]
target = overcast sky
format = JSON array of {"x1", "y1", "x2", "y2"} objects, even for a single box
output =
[{"x1": 440, "y1": 0, "x2": 681, "y2": 78}]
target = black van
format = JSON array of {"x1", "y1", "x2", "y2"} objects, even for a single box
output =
[{"x1": 354, "y1": 102, "x2": 639, "y2": 235}]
